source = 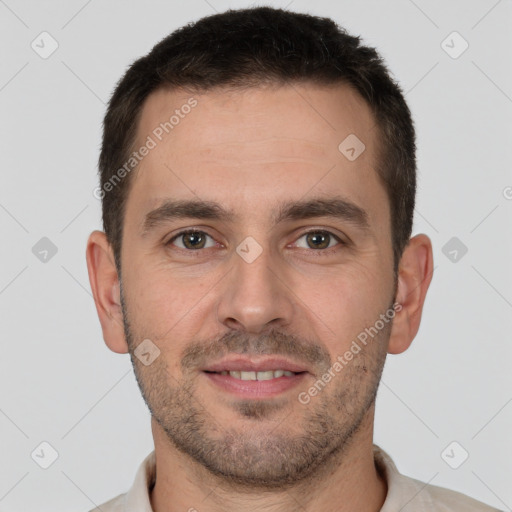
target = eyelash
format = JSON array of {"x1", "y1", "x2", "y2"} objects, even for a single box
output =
[{"x1": 166, "y1": 229, "x2": 345, "y2": 255}]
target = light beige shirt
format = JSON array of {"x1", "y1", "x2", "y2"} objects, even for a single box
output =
[{"x1": 90, "y1": 444, "x2": 501, "y2": 511}]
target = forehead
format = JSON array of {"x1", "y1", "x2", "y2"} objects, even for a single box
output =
[
  {"x1": 127, "y1": 82, "x2": 386, "y2": 228},
  {"x1": 137, "y1": 83, "x2": 376, "y2": 156}
]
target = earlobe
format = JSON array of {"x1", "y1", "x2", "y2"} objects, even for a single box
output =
[
  {"x1": 387, "y1": 234, "x2": 434, "y2": 355},
  {"x1": 86, "y1": 230, "x2": 129, "y2": 354}
]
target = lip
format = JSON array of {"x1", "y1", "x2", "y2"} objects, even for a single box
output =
[
  {"x1": 202, "y1": 371, "x2": 308, "y2": 399},
  {"x1": 201, "y1": 356, "x2": 310, "y2": 373}
]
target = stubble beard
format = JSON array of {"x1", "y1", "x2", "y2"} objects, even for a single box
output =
[{"x1": 120, "y1": 287, "x2": 391, "y2": 490}]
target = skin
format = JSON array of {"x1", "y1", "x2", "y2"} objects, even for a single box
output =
[{"x1": 86, "y1": 82, "x2": 433, "y2": 512}]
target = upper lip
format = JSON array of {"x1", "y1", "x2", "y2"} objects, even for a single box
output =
[{"x1": 201, "y1": 356, "x2": 310, "y2": 373}]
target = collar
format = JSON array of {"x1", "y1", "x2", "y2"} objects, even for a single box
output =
[{"x1": 121, "y1": 444, "x2": 434, "y2": 511}]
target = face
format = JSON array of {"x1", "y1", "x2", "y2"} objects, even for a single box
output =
[{"x1": 118, "y1": 83, "x2": 397, "y2": 487}]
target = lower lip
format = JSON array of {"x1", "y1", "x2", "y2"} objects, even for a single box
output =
[{"x1": 202, "y1": 371, "x2": 308, "y2": 399}]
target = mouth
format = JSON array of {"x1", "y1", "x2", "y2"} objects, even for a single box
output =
[
  {"x1": 201, "y1": 356, "x2": 310, "y2": 398},
  {"x1": 204, "y1": 369, "x2": 305, "y2": 380}
]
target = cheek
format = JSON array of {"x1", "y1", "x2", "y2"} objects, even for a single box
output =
[
  {"x1": 124, "y1": 261, "x2": 215, "y2": 344},
  {"x1": 296, "y1": 260, "x2": 391, "y2": 339}
]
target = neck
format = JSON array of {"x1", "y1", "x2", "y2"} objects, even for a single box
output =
[{"x1": 149, "y1": 405, "x2": 387, "y2": 512}]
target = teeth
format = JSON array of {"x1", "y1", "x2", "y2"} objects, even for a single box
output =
[
  {"x1": 218, "y1": 369, "x2": 298, "y2": 380},
  {"x1": 255, "y1": 371, "x2": 274, "y2": 381}
]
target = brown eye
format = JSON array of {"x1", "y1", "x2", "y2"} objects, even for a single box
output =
[
  {"x1": 168, "y1": 230, "x2": 215, "y2": 250},
  {"x1": 306, "y1": 232, "x2": 330, "y2": 249},
  {"x1": 295, "y1": 230, "x2": 341, "y2": 251}
]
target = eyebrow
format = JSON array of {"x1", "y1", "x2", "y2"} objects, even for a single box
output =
[{"x1": 141, "y1": 196, "x2": 371, "y2": 236}]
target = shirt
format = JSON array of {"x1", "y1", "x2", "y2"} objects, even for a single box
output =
[{"x1": 90, "y1": 444, "x2": 502, "y2": 511}]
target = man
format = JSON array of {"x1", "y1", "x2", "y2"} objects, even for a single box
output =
[{"x1": 86, "y1": 6, "x2": 500, "y2": 512}]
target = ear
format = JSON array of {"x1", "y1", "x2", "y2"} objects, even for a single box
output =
[
  {"x1": 387, "y1": 233, "x2": 434, "y2": 355},
  {"x1": 86, "y1": 230, "x2": 129, "y2": 354}
]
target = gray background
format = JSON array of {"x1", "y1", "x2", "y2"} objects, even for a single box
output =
[{"x1": 0, "y1": 0, "x2": 511, "y2": 510}]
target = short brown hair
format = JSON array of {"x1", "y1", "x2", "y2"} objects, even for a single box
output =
[{"x1": 99, "y1": 6, "x2": 416, "y2": 276}]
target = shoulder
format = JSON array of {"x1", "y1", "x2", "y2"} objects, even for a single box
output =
[
  {"x1": 407, "y1": 475, "x2": 502, "y2": 511},
  {"x1": 88, "y1": 492, "x2": 126, "y2": 512},
  {"x1": 87, "y1": 450, "x2": 155, "y2": 511},
  {"x1": 373, "y1": 445, "x2": 502, "y2": 512}
]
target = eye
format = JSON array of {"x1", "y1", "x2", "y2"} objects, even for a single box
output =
[
  {"x1": 294, "y1": 230, "x2": 342, "y2": 251},
  {"x1": 167, "y1": 230, "x2": 217, "y2": 250},
  {"x1": 166, "y1": 229, "x2": 344, "y2": 253}
]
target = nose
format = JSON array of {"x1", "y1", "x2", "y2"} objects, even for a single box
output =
[{"x1": 216, "y1": 243, "x2": 295, "y2": 334}]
